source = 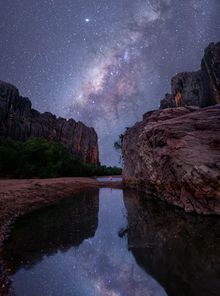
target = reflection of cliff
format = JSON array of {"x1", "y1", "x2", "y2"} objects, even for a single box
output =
[
  {"x1": 124, "y1": 189, "x2": 220, "y2": 296},
  {"x1": 1, "y1": 189, "x2": 99, "y2": 273}
]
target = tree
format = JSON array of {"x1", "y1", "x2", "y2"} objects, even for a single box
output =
[
  {"x1": 113, "y1": 127, "x2": 130, "y2": 164},
  {"x1": 0, "y1": 137, "x2": 122, "y2": 178},
  {"x1": 113, "y1": 134, "x2": 124, "y2": 150},
  {"x1": 113, "y1": 127, "x2": 130, "y2": 151}
]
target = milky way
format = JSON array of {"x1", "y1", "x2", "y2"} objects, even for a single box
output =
[{"x1": 0, "y1": 0, "x2": 219, "y2": 165}]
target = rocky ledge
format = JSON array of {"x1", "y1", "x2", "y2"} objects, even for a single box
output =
[
  {"x1": 0, "y1": 81, "x2": 99, "y2": 164},
  {"x1": 123, "y1": 105, "x2": 220, "y2": 215}
]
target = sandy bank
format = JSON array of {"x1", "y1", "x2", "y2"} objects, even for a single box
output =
[
  {"x1": 0, "y1": 177, "x2": 122, "y2": 295},
  {"x1": 0, "y1": 177, "x2": 122, "y2": 248}
]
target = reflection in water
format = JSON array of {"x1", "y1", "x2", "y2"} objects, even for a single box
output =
[
  {"x1": 2, "y1": 189, "x2": 99, "y2": 273},
  {"x1": 96, "y1": 176, "x2": 122, "y2": 182},
  {"x1": 2, "y1": 188, "x2": 166, "y2": 296},
  {"x1": 124, "y1": 189, "x2": 220, "y2": 296},
  {"x1": 2, "y1": 188, "x2": 220, "y2": 296}
]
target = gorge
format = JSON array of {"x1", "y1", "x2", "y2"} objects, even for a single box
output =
[
  {"x1": 1, "y1": 40, "x2": 220, "y2": 295},
  {"x1": 0, "y1": 1, "x2": 220, "y2": 295}
]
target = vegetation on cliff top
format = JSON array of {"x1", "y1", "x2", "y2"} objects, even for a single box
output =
[
  {"x1": 113, "y1": 127, "x2": 130, "y2": 151},
  {"x1": 0, "y1": 138, "x2": 122, "y2": 178},
  {"x1": 113, "y1": 128, "x2": 130, "y2": 163}
]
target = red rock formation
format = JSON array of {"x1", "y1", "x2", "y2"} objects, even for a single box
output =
[
  {"x1": 0, "y1": 81, "x2": 99, "y2": 164},
  {"x1": 201, "y1": 42, "x2": 220, "y2": 106},
  {"x1": 123, "y1": 105, "x2": 220, "y2": 215},
  {"x1": 160, "y1": 42, "x2": 220, "y2": 108}
]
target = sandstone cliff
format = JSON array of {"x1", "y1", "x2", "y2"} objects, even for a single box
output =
[
  {"x1": 0, "y1": 81, "x2": 99, "y2": 164},
  {"x1": 123, "y1": 105, "x2": 220, "y2": 215},
  {"x1": 160, "y1": 42, "x2": 220, "y2": 108}
]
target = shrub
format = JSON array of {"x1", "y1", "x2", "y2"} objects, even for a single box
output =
[{"x1": 0, "y1": 137, "x2": 122, "y2": 178}]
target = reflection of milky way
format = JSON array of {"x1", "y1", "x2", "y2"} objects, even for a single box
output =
[
  {"x1": 9, "y1": 189, "x2": 167, "y2": 296},
  {"x1": 1, "y1": 0, "x2": 220, "y2": 165}
]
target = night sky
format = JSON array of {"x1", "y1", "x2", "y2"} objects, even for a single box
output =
[{"x1": 0, "y1": 1, "x2": 219, "y2": 165}]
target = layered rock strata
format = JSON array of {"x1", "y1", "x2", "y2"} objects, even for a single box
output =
[
  {"x1": 123, "y1": 105, "x2": 220, "y2": 215},
  {"x1": 160, "y1": 42, "x2": 220, "y2": 108},
  {"x1": 0, "y1": 81, "x2": 99, "y2": 164}
]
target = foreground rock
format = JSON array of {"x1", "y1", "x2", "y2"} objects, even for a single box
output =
[
  {"x1": 160, "y1": 42, "x2": 220, "y2": 108},
  {"x1": 0, "y1": 81, "x2": 99, "y2": 164},
  {"x1": 123, "y1": 104, "x2": 220, "y2": 215}
]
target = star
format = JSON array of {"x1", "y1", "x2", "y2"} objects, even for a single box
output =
[{"x1": 0, "y1": 0, "x2": 219, "y2": 166}]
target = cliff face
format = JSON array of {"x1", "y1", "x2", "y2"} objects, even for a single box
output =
[
  {"x1": 160, "y1": 42, "x2": 220, "y2": 108},
  {"x1": 123, "y1": 42, "x2": 220, "y2": 215},
  {"x1": 123, "y1": 105, "x2": 220, "y2": 215},
  {"x1": 0, "y1": 81, "x2": 99, "y2": 164}
]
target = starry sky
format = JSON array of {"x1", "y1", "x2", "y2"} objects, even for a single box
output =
[{"x1": 0, "y1": 0, "x2": 220, "y2": 165}]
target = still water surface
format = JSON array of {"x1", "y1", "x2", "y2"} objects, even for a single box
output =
[{"x1": 2, "y1": 188, "x2": 220, "y2": 296}]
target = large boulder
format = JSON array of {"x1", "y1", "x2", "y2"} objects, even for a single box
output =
[
  {"x1": 122, "y1": 104, "x2": 220, "y2": 215},
  {"x1": 0, "y1": 81, "x2": 99, "y2": 164},
  {"x1": 160, "y1": 42, "x2": 220, "y2": 108}
]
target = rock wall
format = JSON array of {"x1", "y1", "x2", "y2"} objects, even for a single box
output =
[
  {"x1": 122, "y1": 105, "x2": 220, "y2": 215},
  {"x1": 160, "y1": 42, "x2": 220, "y2": 108},
  {"x1": 0, "y1": 81, "x2": 99, "y2": 164}
]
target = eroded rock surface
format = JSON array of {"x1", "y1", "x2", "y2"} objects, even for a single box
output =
[
  {"x1": 0, "y1": 81, "x2": 99, "y2": 164},
  {"x1": 160, "y1": 42, "x2": 220, "y2": 108},
  {"x1": 123, "y1": 105, "x2": 220, "y2": 215}
]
